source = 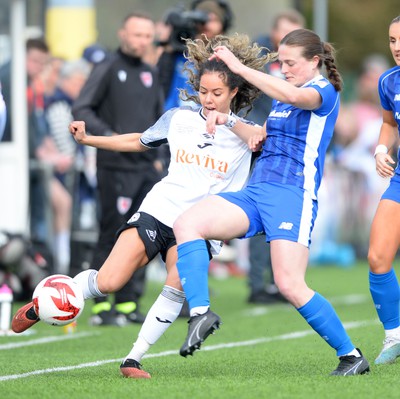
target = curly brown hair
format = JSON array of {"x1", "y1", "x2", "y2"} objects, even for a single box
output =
[{"x1": 180, "y1": 34, "x2": 275, "y2": 115}]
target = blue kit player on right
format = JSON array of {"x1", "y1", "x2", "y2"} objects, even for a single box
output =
[{"x1": 368, "y1": 15, "x2": 400, "y2": 365}]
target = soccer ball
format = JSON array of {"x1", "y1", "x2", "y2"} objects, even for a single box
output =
[{"x1": 32, "y1": 274, "x2": 85, "y2": 326}]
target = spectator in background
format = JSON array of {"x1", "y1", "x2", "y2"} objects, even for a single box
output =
[
  {"x1": 32, "y1": 47, "x2": 75, "y2": 275},
  {"x1": 45, "y1": 59, "x2": 93, "y2": 273},
  {"x1": 82, "y1": 44, "x2": 110, "y2": 66},
  {"x1": 158, "y1": 0, "x2": 234, "y2": 110},
  {"x1": 0, "y1": 38, "x2": 50, "y2": 143},
  {"x1": 42, "y1": 56, "x2": 65, "y2": 104},
  {"x1": 245, "y1": 9, "x2": 305, "y2": 304},
  {"x1": 143, "y1": 19, "x2": 172, "y2": 66},
  {"x1": 334, "y1": 54, "x2": 390, "y2": 158},
  {"x1": 249, "y1": 9, "x2": 306, "y2": 124},
  {"x1": 0, "y1": 39, "x2": 74, "y2": 277},
  {"x1": 47, "y1": 59, "x2": 92, "y2": 161},
  {"x1": 0, "y1": 39, "x2": 51, "y2": 235},
  {"x1": 192, "y1": 0, "x2": 233, "y2": 39},
  {"x1": 72, "y1": 12, "x2": 165, "y2": 326}
]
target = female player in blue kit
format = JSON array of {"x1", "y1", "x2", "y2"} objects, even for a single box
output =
[
  {"x1": 174, "y1": 28, "x2": 370, "y2": 376},
  {"x1": 367, "y1": 15, "x2": 400, "y2": 365}
]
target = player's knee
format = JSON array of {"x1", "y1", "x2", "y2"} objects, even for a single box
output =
[
  {"x1": 97, "y1": 273, "x2": 121, "y2": 294},
  {"x1": 173, "y1": 217, "x2": 187, "y2": 242},
  {"x1": 368, "y1": 248, "x2": 391, "y2": 274},
  {"x1": 173, "y1": 215, "x2": 201, "y2": 243},
  {"x1": 274, "y1": 277, "x2": 303, "y2": 304}
]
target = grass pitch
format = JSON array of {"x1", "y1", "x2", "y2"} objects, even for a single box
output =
[{"x1": 1, "y1": 261, "x2": 399, "y2": 399}]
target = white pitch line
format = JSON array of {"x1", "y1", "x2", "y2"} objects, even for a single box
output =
[
  {"x1": 0, "y1": 319, "x2": 377, "y2": 382},
  {"x1": 244, "y1": 294, "x2": 370, "y2": 317},
  {"x1": 0, "y1": 331, "x2": 99, "y2": 350}
]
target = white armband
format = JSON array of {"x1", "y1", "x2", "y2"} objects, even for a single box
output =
[
  {"x1": 224, "y1": 115, "x2": 238, "y2": 129},
  {"x1": 374, "y1": 144, "x2": 388, "y2": 157}
]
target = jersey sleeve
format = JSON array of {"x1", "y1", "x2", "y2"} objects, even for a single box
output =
[
  {"x1": 378, "y1": 73, "x2": 391, "y2": 111},
  {"x1": 139, "y1": 107, "x2": 179, "y2": 148},
  {"x1": 237, "y1": 114, "x2": 259, "y2": 127},
  {"x1": 309, "y1": 78, "x2": 339, "y2": 117}
]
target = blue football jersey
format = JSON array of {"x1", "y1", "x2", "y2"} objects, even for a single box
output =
[
  {"x1": 378, "y1": 65, "x2": 400, "y2": 181},
  {"x1": 248, "y1": 75, "x2": 340, "y2": 200},
  {"x1": 378, "y1": 66, "x2": 400, "y2": 131}
]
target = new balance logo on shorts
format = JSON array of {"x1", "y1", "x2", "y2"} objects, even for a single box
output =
[
  {"x1": 146, "y1": 229, "x2": 157, "y2": 242},
  {"x1": 278, "y1": 222, "x2": 293, "y2": 230}
]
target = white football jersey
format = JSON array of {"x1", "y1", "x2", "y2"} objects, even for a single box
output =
[{"x1": 137, "y1": 106, "x2": 254, "y2": 251}]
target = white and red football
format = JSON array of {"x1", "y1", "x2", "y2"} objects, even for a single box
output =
[{"x1": 32, "y1": 274, "x2": 84, "y2": 326}]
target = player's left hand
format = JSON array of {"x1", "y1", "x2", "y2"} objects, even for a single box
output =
[
  {"x1": 375, "y1": 152, "x2": 395, "y2": 178},
  {"x1": 248, "y1": 134, "x2": 265, "y2": 152}
]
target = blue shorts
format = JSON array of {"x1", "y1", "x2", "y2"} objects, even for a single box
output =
[
  {"x1": 218, "y1": 182, "x2": 318, "y2": 247},
  {"x1": 381, "y1": 179, "x2": 400, "y2": 203}
]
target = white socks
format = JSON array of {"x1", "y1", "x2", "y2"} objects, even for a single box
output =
[
  {"x1": 343, "y1": 348, "x2": 361, "y2": 358},
  {"x1": 385, "y1": 326, "x2": 400, "y2": 340},
  {"x1": 124, "y1": 285, "x2": 185, "y2": 362},
  {"x1": 190, "y1": 306, "x2": 209, "y2": 317},
  {"x1": 72, "y1": 269, "x2": 106, "y2": 299}
]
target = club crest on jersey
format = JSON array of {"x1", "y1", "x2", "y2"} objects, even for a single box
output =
[
  {"x1": 202, "y1": 133, "x2": 215, "y2": 140},
  {"x1": 117, "y1": 196, "x2": 132, "y2": 215},
  {"x1": 140, "y1": 72, "x2": 153, "y2": 88},
  {"x1": 118, "y1": 70, "x2": 127, "y2": 82},
  {"x1": 127, "y1": 212, "x2": 140, "y2": 224}
]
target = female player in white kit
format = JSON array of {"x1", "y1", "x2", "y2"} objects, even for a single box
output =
[
  {"x1": 11, "y1": 34, "x2": 271, "y2": 378},
  {"x1": 173, "y1": 28, "x2": 370, "y2": 376},
  {"x1": 367, "y1": 15, "x2": 400, "y2": 365}
]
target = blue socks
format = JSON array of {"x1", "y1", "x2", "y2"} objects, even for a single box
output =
[
  {"x1": 177, "y1": 239, "x2": 210, "y2": 309},
  {"x1": 297, "y1": 292, "x2": 354, "y2": 356},
  {"x1": 369, "y1": 269, "x2": 400, "y2": 329}
]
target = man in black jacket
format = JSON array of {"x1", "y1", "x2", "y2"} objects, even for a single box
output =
[{"x1": 72, "y1": 11, "x2": 164, "y2": 325}]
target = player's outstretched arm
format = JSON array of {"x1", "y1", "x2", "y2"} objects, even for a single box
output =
[
  {"x1": 205, "y1": 111, "x2": 265, "y2": 151},
  {"x1": 69, "y1": 121, "x2": 147, "y2": 152}
]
